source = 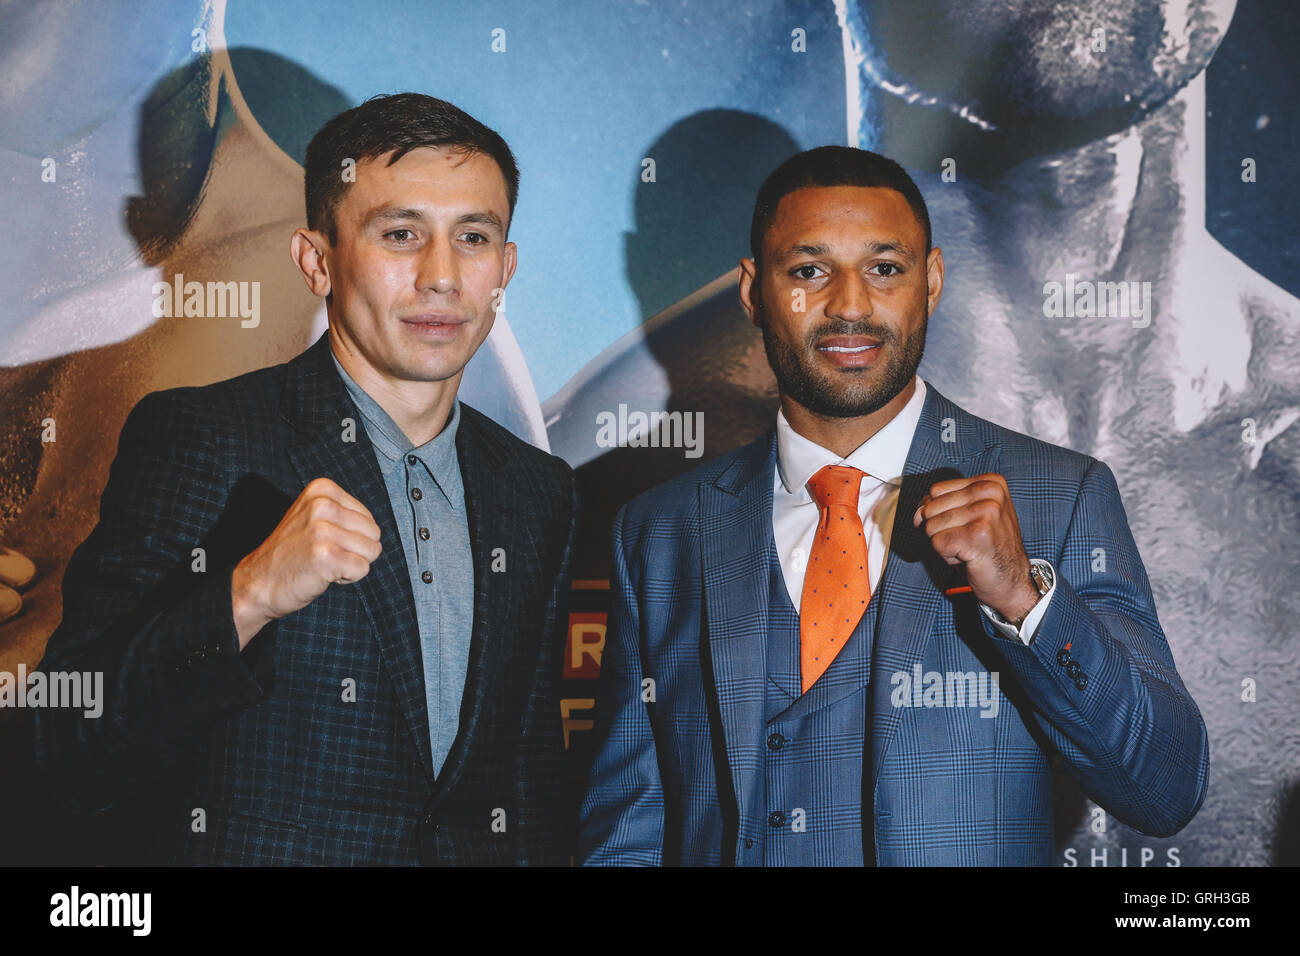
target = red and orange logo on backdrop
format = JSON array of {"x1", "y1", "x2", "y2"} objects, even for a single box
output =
[
  {"x1": 561, "y1": 587, "x2": 609, "y2": 750},
  {"x1": 564, "y1": 611, "x2": 606, "y2": 680}
]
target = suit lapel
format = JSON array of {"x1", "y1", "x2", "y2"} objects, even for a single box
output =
[
  {"x1": 700, "y1": 433, "x2": 777, "y2": 835},
  {"x1": 427, "y1": 403, "x2": 517, "y2": 797},
  {"x1": 279, "y1": 334, "x2": 432, "y2": 792},
  {"x1": 868, "y1": 385, "x2": 1000, "y2": 790}
]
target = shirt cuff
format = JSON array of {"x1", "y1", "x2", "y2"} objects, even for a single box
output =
[{"x1": 980, "y1": 559, "x2": 1057, "y2": 646}]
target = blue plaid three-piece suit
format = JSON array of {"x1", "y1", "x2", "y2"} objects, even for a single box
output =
[
  {"x1": 579, "y1": 384, "x2": 1209, "y2": 865},
  {"x1": 32, "y1": 333, "x2": 577, "y2": 865}
]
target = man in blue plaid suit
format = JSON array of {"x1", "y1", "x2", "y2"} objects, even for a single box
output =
[
  {"x1": 31, "y1": 95, "x2": 577, "y2": 865},
  {"x1": 579, "y1": 146, "x2": 1209, "y2": 866}
]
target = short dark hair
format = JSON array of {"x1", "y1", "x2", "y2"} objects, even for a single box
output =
[
  {"x1": 749, "y1": 146, "x2": 931, "y2": 263},
  {"x1": 304, "y1": 92, "x2": 519, "y2": 244}
]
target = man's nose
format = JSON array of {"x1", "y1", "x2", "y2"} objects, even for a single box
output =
[
  {"x1": 416, "y1": 234, "x2": 460, "y2": 295},
  {"x1": 823, "y1": 270, "x2": 873, "y2": 323}
]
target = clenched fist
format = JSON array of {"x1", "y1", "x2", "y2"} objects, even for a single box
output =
[
  {"x1": 912, "y1": 473, "x2": 1039, "y2": 625},
  {"x1": 230, "y1": 477, "x2": 383, "y2": 647}
]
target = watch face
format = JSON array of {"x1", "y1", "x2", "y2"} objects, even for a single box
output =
[{"x1": 1030, "y1": 563, "x2": 1054, "y2": 595}]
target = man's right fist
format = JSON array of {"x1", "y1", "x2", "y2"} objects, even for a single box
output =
[{"x1": 230, "y1": 477, "x2": 382, "y2": 648}]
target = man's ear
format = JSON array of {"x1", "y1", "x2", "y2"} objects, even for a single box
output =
[
  {"x1": 290, "y1": 228, "x2": 332, "y2": 299},
  {"x1": 500, "y1": 240, "x2": 518, "y2": 290},
  {"x1": 925, "y1": 246, "x2": 945, "y2": 317},
  {"x1": 738, "y1": 257, "x2": 760, "y2": 326}
]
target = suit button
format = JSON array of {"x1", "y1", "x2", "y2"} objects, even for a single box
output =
[
  {"x1": 407, "y1": 455, "x2": 418, "y2": 466},
  {"x1": 421, "y1": 570, "x2": 433, "y2": 584},
  {"x1": 767, "y1": 733, "x2": 786, "y2": 751},
  {"x1": 744, "y1": 839, "x2": 754, "y2": 850},
  {"x1": 419, "y1": 527, "x2": 430, "y2": 540},
  {"x1": 768, "y1": 811, "x2": 786, "y2": 829},
  {"x1": 1065, "y1": 660, "x2": 1082, "y2": 678},
  {"x1": 411, "y1": 487, "x2": 423, "y2": 501},
  {"x1": 1056, "y1": 649, "x2": 1072, "y2": 666},
  {"x1": 1075, "y1": 675, "x2": 1088, "y2": 691}
]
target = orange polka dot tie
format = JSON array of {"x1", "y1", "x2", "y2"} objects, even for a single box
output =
[{"x1": 800, "y1": 464, "x2": 870, "y2": 693}]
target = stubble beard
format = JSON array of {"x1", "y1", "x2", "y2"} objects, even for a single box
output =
[{"x1": 754, "y1": 285, "x2": 928, "y2": 419}]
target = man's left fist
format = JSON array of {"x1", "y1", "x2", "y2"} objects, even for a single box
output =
[{"x1": 912, "y1": 473, "x2": 1039, "y2": 624}]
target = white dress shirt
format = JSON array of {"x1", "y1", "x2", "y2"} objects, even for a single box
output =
[{"x1": 772, "y1": 376, "x2": 1055, "y2": 645}]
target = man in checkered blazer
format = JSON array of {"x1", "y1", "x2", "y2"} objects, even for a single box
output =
[
  {"x1": 31, "y1": 95, "x2": 577, "y2": 865},
  {"x1": 579, "y1": 146, "x2": 1208, "y2": 866}
]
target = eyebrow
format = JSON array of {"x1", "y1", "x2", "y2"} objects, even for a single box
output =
[
  {"x1": 363, "y1": 205, "x2": 505, "y2": 234},
  {"x1": 457, "y1": 211, "x2": 505, "y2": 233},
  {"x1": 772, "y1": 239, "x2": 916, "y2": 264},
  {"x1": 365, "y1": 206, "x2": 424, "y2": 225}
]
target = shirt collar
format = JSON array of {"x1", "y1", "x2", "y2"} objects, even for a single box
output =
[
  {"x1": 330, "y1": 350, "x2": 464, "y2": 509},
  {"x1": 775, "y1": 376, "x2": 927, "y2": 496}
]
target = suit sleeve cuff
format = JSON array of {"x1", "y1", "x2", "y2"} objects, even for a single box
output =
[
  {"x1": 158, "y1": 568, "x2": 273, "y2": 709},
  {"x1": 979, "y1": 559, "x2": 1058, "y2": 646}
]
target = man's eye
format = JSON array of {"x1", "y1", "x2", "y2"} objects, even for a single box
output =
[
  {"x1": 385, "y1": 229, "x2": 414, "y2": 242},
  {"x1": 461, "y1": 232, "x2": 488, "y2": 245},
  {"x1": 873, "y1": 262, "x2": 902, "y2": 277},
  {"x1": 791, "y1": 265, "x2": 822, "y2": 280}
]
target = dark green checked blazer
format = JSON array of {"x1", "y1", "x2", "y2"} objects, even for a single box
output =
[{"x1": 32, "y1": 332, "x2": 577, "y2": 865}]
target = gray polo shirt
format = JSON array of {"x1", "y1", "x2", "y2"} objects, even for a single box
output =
[{"x1": 330, "y1": 352, "x2": 474, "y2": 779}]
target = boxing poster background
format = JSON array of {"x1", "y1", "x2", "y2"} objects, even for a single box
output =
[{"x1": 0, "y1": 0, "x2": 1295, "y2": 866}]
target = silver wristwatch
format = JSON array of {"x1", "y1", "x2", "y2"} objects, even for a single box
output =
[{"x1": 992, "y1": 560, "x2": 1055, "y2": 630}]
